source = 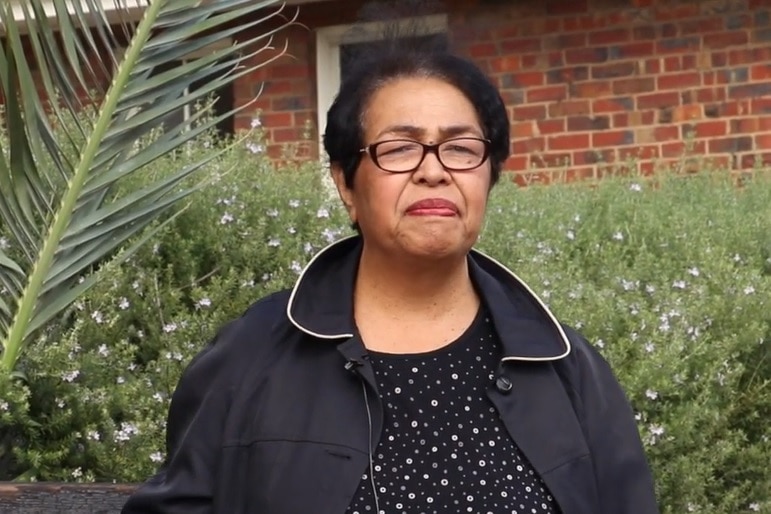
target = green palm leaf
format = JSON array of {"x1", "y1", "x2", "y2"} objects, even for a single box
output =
[{"x1": 0, "y1": 0, "x2": 295, "y2": 371}]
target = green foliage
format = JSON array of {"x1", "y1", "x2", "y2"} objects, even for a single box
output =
[{"x1": 0, "y1": 131, "x2": 768, "y2": 513}]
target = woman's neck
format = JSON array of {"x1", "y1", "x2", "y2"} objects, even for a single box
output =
[{"x1": 354, "y1": 244, "x2": 477, "y2": 320}]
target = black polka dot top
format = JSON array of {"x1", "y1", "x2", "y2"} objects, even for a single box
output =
[{"x1": 346, "y1": 308, "x2": 561, "y2": 514}]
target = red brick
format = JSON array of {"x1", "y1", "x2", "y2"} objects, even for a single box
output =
[
  {"x1": 654, "y1": 125, "x2": 680, "y2": 141},
  {"x1": 527, "y1": 85, "x2": 568, "y2": 103},
  {"x1": 565, "y1": 48, "x2": 609, "y2": 64},
  {"x1": 537, "y1": 119, "x2": 566, "y2": 134},
  {"x1": 548, "y1": 100, "x2": 591, "y2": 117},
  {"x1": 490, "y1": 56, "x2": 521, "y2": 73},
  {"x1": 263, "y1": 80, "x2": 294, "y2": 95},
  {"x1": 654, "y1": 4, "x2": 700, "y2": 21},
  {"x1": 261, "y1": 112, "x2": 293, "y2": 127},
  {"x1": 592, "y1": 62, "x2": 636, "y2": 79},
  {"x1": 546, "y1": 0, "x2": 589, "y2": 15},
  {"x1": 572, "y1": 81, "x2": 612, "y2": 98},
  {"x1": 656, "y1": 36, "x2": 700, "y2": 54},
  {"x1": 503, "y1": 71, "x2": 546, "y2": 88},
  {"x1": 730, "y1": 118, "x2": 760, "y2": 133},
  {"x1": 544, "y1": 34, "x2": 587, "y2": 50},
  {"x1": 501, "y1": 38, "x2": 542, "y2": 53},
  {"x1": 563, "y1": 16, "x2": 600, "y2": 32},
  {"x1": 567, "y1": 115, "x2": 610, "y2": 131},
  {"x1": 672, "y1": 104, "x2": 704, "y2": 122},
  {"x1": 512, "y1": 105, "x2": 547, "y2": 120},
  {"x1": 730, "y1": 82, "x2": 771, "y2": 99},
  {"x1": 658, "y1": 72, "x2": 702, "y2": 90},
  {"x1": 594, "y1": 97, "x2": 635, "y2": 113},
  {"x1": 663, "y1": 56, "x2": 682, "y2": 73},
  {"x1": 729, "y1": 47, "x2": 771, "y2": 66},
  {"x1": 704, "y1": 31, "x2": 750, "y2": 49},
  {"x1": 549, "y1": 133, "x2": 591, "y2": 150},
  {"x1": 272, "y1": 127, "x2": 304, "y2": 143},
  {"x1": 633, "y1": 26, "x2": 657, "y2": 40},
  {"x1": 642, "y1": 59, "x2": 661, "y2": 74},
  {"x1": 614, "y1": 111, "x2": 656, "y2": 127},
  {"x1": 613, "y1": 77, "x2": 655, "y2": 95},
  {"x1": 513, "y1": 137, "x2": 546, "y2": 154},
  {"x1": 687, "y1": 120, "x2": 728, "y2": 137},
  {"x1": 547, "y1": 66, "x2": 589, "y2": 84},
  {"x1": 513, "y1": 121, "x2": 537, "y2": 138},
  {"x1": 753, "y1": 96, "x2": 771, "y2": 113},
  {"x1": 469, "y1": 42, "x2": 498, "y2": 58},
  {"x1": 708, "y1": 136, "x2": 754, "y2": 153},
  {"x1": 574, "y1": 149, "x2": 616, "y2": 165},
  {"x1": 680, "y1": 17, "x2": 724, "y2": 34},
  {"x1": 758, "y1": 134, "x2": 771, "y2": 150},
  {"x1": 270, "y1": 65, "x2": 310, "y2": 80},
  {"x1": 637, "y1": 92, "x2": 680, "y2": 110},
  {"x1": 695, "y1": 87, "x2": 728, "y2": 103},
  {"x1": 504, "y1": 155, "x2": 528, "y2": 171},
  {"x1": 589, "y1": 29, "x2": 631, "y2": 45},
  {"x1": 750, "y1": 64, "x2": 771, "y2": 80},
  {"x1": 592, "y1": 130, "x2": 635, "y2": 147},
  {"x1": 521, "y1": 52, "x2": 564, "y2": 69}
]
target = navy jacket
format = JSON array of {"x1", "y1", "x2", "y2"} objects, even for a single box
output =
[{"x1": 123, "y1": 237, "x2": 660, "y2": 513}]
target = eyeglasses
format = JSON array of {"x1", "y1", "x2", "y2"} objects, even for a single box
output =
[{"x1": 359, "y1": 137, "x2": 491, "y2": 173}]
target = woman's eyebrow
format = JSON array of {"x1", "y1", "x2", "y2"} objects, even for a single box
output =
[{"x1": 374, "y1": 124, "x2": 481, "y2": 140}]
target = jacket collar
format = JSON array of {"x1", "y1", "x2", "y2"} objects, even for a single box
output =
[{"x1": 287, "y1": 236, "x2": 571, "y2": 361}]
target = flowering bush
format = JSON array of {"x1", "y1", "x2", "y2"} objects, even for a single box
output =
[{"x1": 0, "y1": 128, "x2": 768, "y2": 513}]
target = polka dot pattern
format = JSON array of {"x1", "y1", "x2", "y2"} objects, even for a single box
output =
[{"x1": 347, "y1": 309, "x2": 560, "y2": 514}]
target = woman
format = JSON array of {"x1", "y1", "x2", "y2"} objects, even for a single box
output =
[{"x1": 123, "y1": 49, "x2": 659, "y2": 513}]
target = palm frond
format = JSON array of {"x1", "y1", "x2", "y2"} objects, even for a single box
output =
[{"x1": 0, "y1": 0, "x2": 296, "y2": 371}]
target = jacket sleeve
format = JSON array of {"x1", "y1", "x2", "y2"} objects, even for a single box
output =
[
  {"x1": 564, "y1": 328, "x2": 661, "y2": 514},
  {"x1": 122, "y1": 321, "x2": 240, "y2": 514}
]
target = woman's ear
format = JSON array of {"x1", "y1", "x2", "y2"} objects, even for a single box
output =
[{"x1": 331, "y1": 164, "x2": 357, "y2": 224}]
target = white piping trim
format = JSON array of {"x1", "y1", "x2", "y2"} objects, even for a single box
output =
[
  {"x1": 288, "y1": 237, "x2": 573, "y2": 361},
  {"x1": 286, "y1": 236, "x2": 357, "y2": 340},
  {"x1": 470, "y1": 248, "x2": 572, "y2": 362}
]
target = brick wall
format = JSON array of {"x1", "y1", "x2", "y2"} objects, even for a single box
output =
[{"x1": 235, "y1": 0, "x2": 771, "y2": 181}]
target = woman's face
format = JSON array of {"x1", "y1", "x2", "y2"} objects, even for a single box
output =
[{"x1": 332, "y1": 76, "x2": 492, "y2": 261}]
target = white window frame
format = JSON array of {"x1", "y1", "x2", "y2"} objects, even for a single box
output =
[{"x1": 314, "y1": 14, "x2": 448, "y2": 150}]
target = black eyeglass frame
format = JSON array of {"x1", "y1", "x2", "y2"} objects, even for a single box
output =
[{"x1": 359, "y1": 137, "x2": 492, "y2": 173}]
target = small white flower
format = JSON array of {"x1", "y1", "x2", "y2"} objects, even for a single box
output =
[
  {"x1": 645, "y1": 284, "x2": 656, "y2": 294},
  {"x1": 595, "y1": 339, "x2": 605, "y2": 349},
  {"x1": 62, "y1": 370, "x2": 80, "y2": 383},
  {"x1": 0, "y1": 237, "x2": 9, "y2": 249},
  {"x1": 290, "y1": 261, "x2": 303, "y2": 275},
  {"x1": 97, "y1": 344, "x2": 109, "y2": 357},
  {"x1": 266, "y1": 208, "x2": 279, "y2": 218},
  {"x1": 0, "y1": 400, "x2": 9, "y2": 411},
  {"x1": 87, "y1": 430, "x2": 100, "y2": 441},
  {"x1": 197, "y1": 298, "x2": 212, "y2": 308},
  {"x1": 289, "y1": 199, "x2": 300, "y2": 208},
  {"x1": 621, "y1": 279, "x2": 636, "y2": 291},
  {"x1": 262, "y1": 273, "x2": 271, "y2": 282},
  {"x1": 287, "y1": 226, "x2": 297, "y2": 235},
  {"x1": 56, "y1": 399, "x2": 66, "y2": 408},
  {"x1": 163, "y1": 323, "x2": 178, "y2": 333},
  {"x1": 687, "y1": 267, "x2": 700, "y2": 277},
  {"x1": 114, "y1": 422, "x2": 139, "y2": 443},
  {"x1": 118, "y1": 297, "x2": 130, "y2": 310},
  {"x1": 128, "y1": 362, "x2": 137, "y2": 371},
  {"x1": 749, "y1": 503, "x2": 760, "y2": 511},
  {"x1": 246, "y1": 142, "x2": 264, "y2": 154},
  {"x1": 612, "y1": 231, "x2": 624, "y2": 241},
  {"x1": 316, "y1": 208, "x2": 330, "y2": 218},
  {"x1": 152, "y1": 243, "x2": 160, "y2": 254},
  {"x1": 644, "y1": 342, "x2": 655, "y2": 353},
  {"x1": 303, "y1": 242, "x2": 314, "y2": 254},
  {"x1": 743, "y1": 285, "x2": 756, "y2": 295},
  {"x1": 116, "y1": 376, "x2": 125, "y2": 385},
  {"x1": 645, "y1": 389, "x2": 658, "y2": 400},
  {"x1": 152, "y1": 393, "x2": 163, "y2": 402},
  {"x1": 733, "y1": 253, "x2": 742, "y2": 263},
  {"x1": 566, "y1": 230, "x2": 575, "y2": 240},
  {"x1": 322, "y1": 228, "x2": 338, "y2": 243},
  {"x1": 131, "y1": 281, "x2": 141, "y2": 291},
  {"x1": 150, "y1": 451, "x2": 164, "y2": 463},
  {"x1": 220, "y1": 212, "x2": 234, "y2": 225},
  {"x1": 250, "y1": 117, "x2": 261, "y2": 128},
  {"x1": 91, "y1": 310, "x2": 104, "y2": 324},
  {"x1": 72, "y1": 467, "x2": 83, "y2": 479},
  {"x1": 241, "y1": 279, "x2": 255, "y2": 288},
  {"x1": 629, "y1": 183, "x2": 642, "y2": 192},
  {"x1": 649, "y1": 424, "x2": 665, "y2": 436},
  {"x1": 268, "y1": 238, "x2": 280, "y2": 247},
  {"x1": 672, "y1": 280, "x2": 687, "y2": 290}
]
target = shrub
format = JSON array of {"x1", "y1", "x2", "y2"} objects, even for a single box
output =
[{"x1": 1, "y1": 131, "x2": 769, "y2": 513}]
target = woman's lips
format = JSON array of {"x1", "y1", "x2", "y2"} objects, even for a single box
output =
[{"x1": 406, "y1": 198, "x2": 459, "y2": 216}]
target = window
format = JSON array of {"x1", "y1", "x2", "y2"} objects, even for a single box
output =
[{"x1": 315, "y1": 14, "x2": 448, "y2": 148}]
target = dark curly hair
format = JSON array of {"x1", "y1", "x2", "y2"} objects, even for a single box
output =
[{"x1": 323, "y1": 48, "x2": 510, "y2": 189}]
